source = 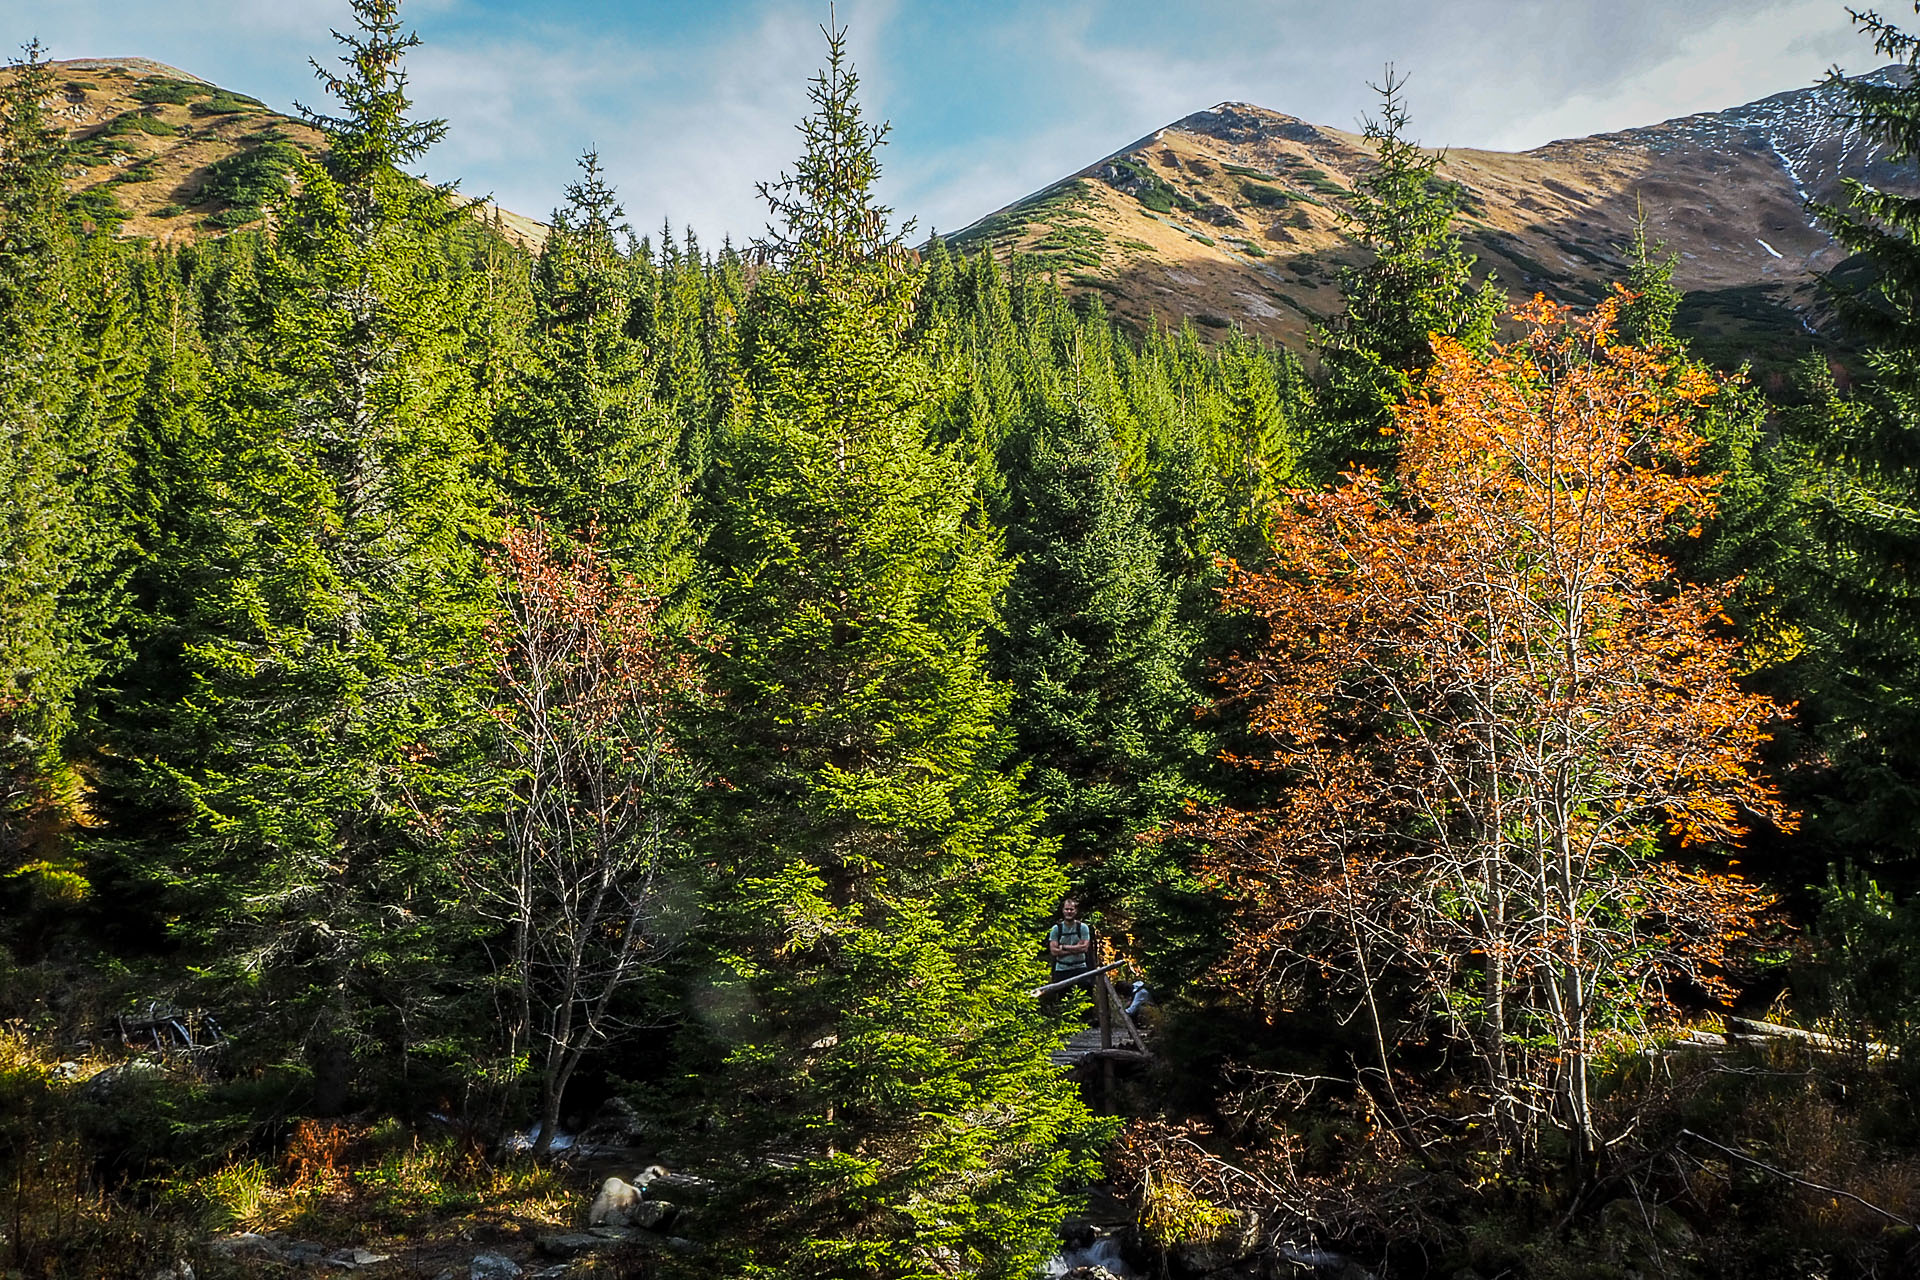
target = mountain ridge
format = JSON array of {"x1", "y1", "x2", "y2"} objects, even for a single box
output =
[
  {"x1": 16, "y1": 54, "x2": 1909, "y2": 365},
  {"x1": 8, "y1": 56, "x2": 544, "y2": 250},
  {"x1": 946, "y1": 70, "x2": 1913, "y2": 362}
]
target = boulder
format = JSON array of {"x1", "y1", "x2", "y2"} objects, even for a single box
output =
[
  {"x1": 328, "y1": 1248, "x2": 391, "y2": 1268},
  {"x1": 629, "y1": 1199, "x2": 679, "y2": 1231},
  {"x1": 536, "y1": 1228, "x2": 631, "y2": 1259},
  {"x1": 469, "y1": 1252, "x2": 521, "y2": 1280},
  {"x1": 587, "y1": 1176, "x2": 642, "y2": 1227},
  {"x1": 209, "y1": 1232, "x2": 273, "y2": 1257},
  {"x1": 81, "y1": 1058, "x2": 168, "y2": 1102},
  {"x1": 1169, "y1": 1209, "x2": 1263, "y2": 1276}
]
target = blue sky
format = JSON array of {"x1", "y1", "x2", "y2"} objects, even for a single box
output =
[{"x1": 3, "y1": 0, "x2": 1872, "y2": 244}]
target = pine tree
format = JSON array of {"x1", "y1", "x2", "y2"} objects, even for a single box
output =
[
  {"x1": 690, "y1": 28, "x2": 1105, "y2": 1277},
  {"x1": 126, "y1": 0, "x2": 500, "y2": 1107},
  {"x1": 1313, "y1": 69, "x2": 1502, "y2": 477},
  {"x1": 498, "y1": 152, "x2": 693, "y2": 601},
  {"x1": 1773, "y1": 9, "x2": 1920, "y2": 881}
]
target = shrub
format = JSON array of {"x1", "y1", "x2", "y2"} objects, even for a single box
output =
[
  {"x1": 190, "y1": 93, "x2": 263, "y2": 116},
  {"x1": 100, "y1": 111, "x2": 179, "y2": 139},
  {"x1": 200, "y1": 140, "x2": 300, "y2": 210},
  {"x1": 1812, "y1": 866, "x2": 1920, "y2": 1066},
  {"x1": 69, "y1": 188, "x2": 129, "y2": 230},
  {"x1": 1296, "y1": 167, "x2": 1347, "y2": 196},
  {"x1": 1138, "y1": 1167, "x2": 1232, "y2": 1248},
  {"x1": 1240, "y1": 180, "x2": 1289, "y2": 208},
  {"x1": 183, "y1": 1159, "x2": 279, "y2": 1231},
  {"x1": 109, "y1": 160, "x2": 160, "y2": 185},
  {"x1": 134, "y1": 78, "x2": 210, "y2": 105}
]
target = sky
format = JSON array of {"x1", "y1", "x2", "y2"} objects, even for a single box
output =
[{"x1": 1, "y1": 0, "x2": 1877, "y2": 245}]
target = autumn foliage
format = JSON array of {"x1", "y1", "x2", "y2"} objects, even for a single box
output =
[
  {"x1": 476, "y1": 521, "x2": 707, "y2": 1158},
  {"x1": 1188, "y1": 296, "x2": 1792, "y2": 1168}
]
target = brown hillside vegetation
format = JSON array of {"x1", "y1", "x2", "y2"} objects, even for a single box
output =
[
  {"x1": 5, "y1": 57, "x2": 544, "y2": 249},
  {"x1": 948, "y1": 74, "x2": 1916, "y2": 355}
]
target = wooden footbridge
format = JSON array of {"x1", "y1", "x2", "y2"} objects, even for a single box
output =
[{"x1": 1034, "y1": 959, "x2": 1153, "y2": 1080}]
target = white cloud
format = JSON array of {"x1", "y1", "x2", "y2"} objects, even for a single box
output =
[{"x1": 1478, "y1": 0, "x2": 1864, "y2": 149}]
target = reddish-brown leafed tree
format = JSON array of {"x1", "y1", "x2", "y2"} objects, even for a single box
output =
[
  {"x1": 1187, "y1": 296, "x2": 1792, "y2": 1174},
  {"x1": 476, "y1": 520, "x2": 706, "y2": 1157}
]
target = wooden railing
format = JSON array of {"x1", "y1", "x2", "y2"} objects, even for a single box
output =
[{"x1": 1033, "y1": 958, "x2": 1148, "y2": 1065}]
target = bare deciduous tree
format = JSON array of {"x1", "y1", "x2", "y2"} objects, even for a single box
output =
[{"x1": 476, "y1": 521, "x2": 704, "y2": 1156}]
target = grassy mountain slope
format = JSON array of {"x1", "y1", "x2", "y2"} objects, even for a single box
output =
[
  {"x1": 9, "y1": 57, "x2": 544, "y2": 249},
  {"x1": 947, "y1": 74, "x2": 1912, "y2": 363}
]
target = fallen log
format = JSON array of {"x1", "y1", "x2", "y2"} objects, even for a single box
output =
[{"x1": 1722, "y1": 1016, "x2": 1898, "y2": 1059}]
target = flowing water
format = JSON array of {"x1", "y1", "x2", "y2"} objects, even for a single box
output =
[{"x1": 1043, "y1": 1233, "x2": 1139, "y2": 1278}]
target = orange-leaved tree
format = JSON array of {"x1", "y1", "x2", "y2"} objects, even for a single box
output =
[{"x1": 1186, "y1": 296, "x2": 1791, "y2": 1175}]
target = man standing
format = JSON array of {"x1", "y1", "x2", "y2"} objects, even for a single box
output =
[{"x1": 1047, "y1": 897, "x2": 1093, "y2": 986}]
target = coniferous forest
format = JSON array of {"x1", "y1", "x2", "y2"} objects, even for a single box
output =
[{"x1": 7, "y1": 2, "x2": 1920, "y2": 1277}]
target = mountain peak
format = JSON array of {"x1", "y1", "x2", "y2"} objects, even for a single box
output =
[{"x1": 946, "y1": 71, "x2": 1915, "y2": 359}]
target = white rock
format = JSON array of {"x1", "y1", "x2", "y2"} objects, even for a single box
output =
[{"x1": 587, "y1": 1175, "x2": 642, "y2": 1227}]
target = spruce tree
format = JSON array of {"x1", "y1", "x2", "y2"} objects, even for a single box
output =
[
  {"x1": 0, "y1": 43, "x2": 138, "y2": 923},
  {"x1": 498, "y1": 152, "x2": 693, "y2": 600},
  {"x1": 993, "y1": 398, "x2": 1195, "y2": 865},
  {"x1": 690, "y1": 28, "x2": 1104, "y2": 1277},
  {"x1": 0, "y1": 42, "x2": 81, "y2": 860},
  {"x1": 125, "y1": 0, "x2": 499, "y2": 1107},
  {"x1": 1772, "y1": 10, "x2": 1920, "y2": 881},
  {"x1": 1313, "y1": 69, "x2": 1502, "y2": 477},
  {"x1": 989, "y1": 394, "x2": 1219, "y2": 980}
]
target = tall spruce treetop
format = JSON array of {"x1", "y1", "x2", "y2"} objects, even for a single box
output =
[
  {"x1": 1314, "y1": 69, "x2": 1502, "y2": 475},
  {"x1": 1616, "y1": 215, "x2": 1684, "y2": 348},
  {"x1": 757, "y1": 25, "x2": 908, "y2": 275},
  {"x1": 744, "y1": 23, "x2": 926, "y2": 446},
  {"x1": 145, "y1": 0, "x2": 498, "y2": 1109},
  {"x1": 1781, "y1": 5, "x2": 1920, "y2": 876},
  {"x1": 499, "y1": 151, "x2": 693, "y2": 600},
  {"x1": 0, "y1": 42, "x2": 65, "y2": 316},
  {"x1": 692, "y1": 27, "x2": 1104, "y2": 1278},
  {"x1": 299, "y1": 0, "x2": 448, "y2": 222}
]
